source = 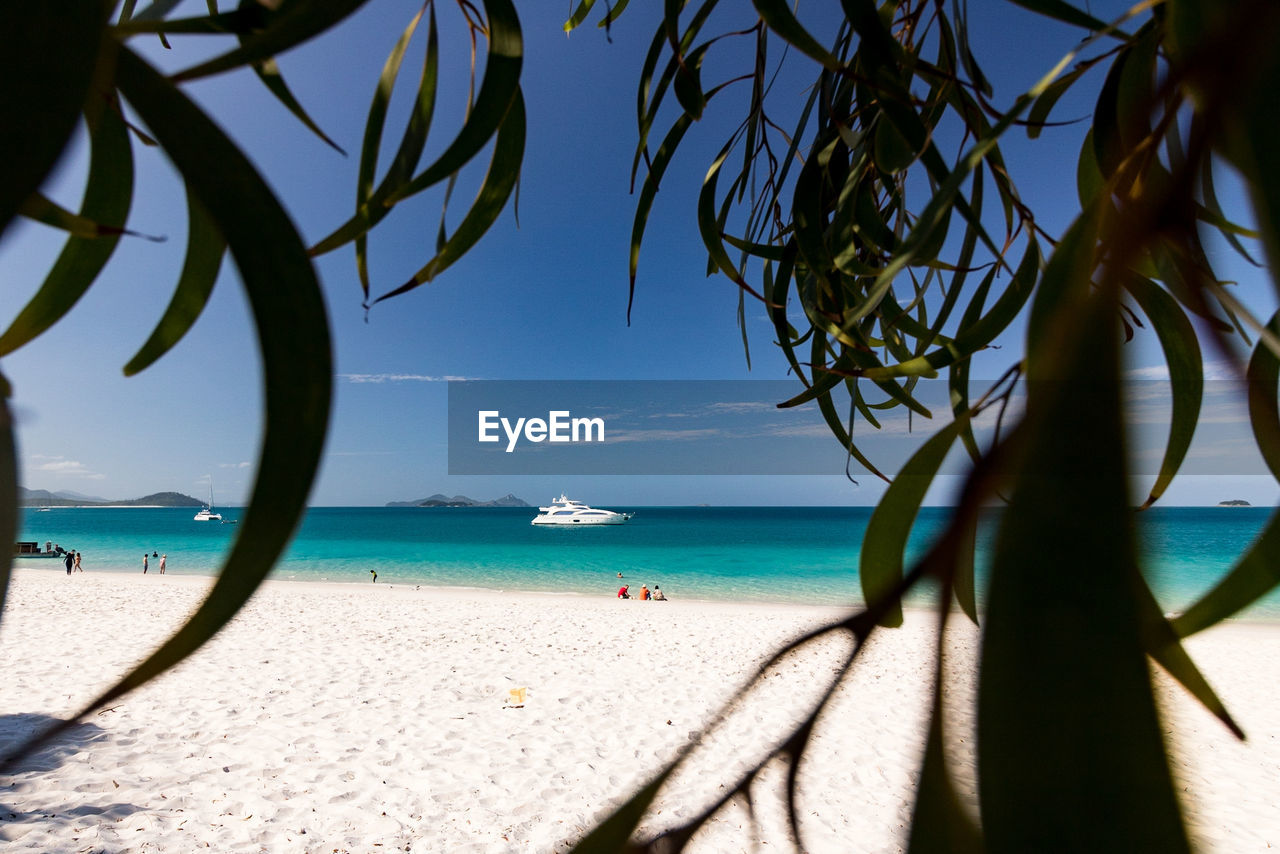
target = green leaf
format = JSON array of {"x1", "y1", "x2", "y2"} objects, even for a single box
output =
[
  {"x1": 1026, "y1": 65, "x2": 1087, "y2": 140},
  {"x1": 383, "y1": 0, "x2": 523, "y2": 206},
  {"x1": 948, "y1": 267, "x2": 998, "y2": 463},
  {"x1": 978, "y1": 289, "x2": 1189, "y2": 851},
  {"x1": 1199, "y1": 155, "x2": 1261, "y2": 264},
  {"x1": 562, "y1": 0, "x2": 597, "y2": 32},
  {"x1": 629, "y1": 112, "x2": 694, "y2": 320},
  {"x1": 0, "y1": 98, "x2": 133, "y2": 358},
  {"x1": 907, "y1": 614, "x2": 983, "y2": 853},
  {"x1": 114, "y1": 4, "x2": 267, "y2": 37},
  {"x1": 1186, "y1": 13, "x2": 1280, "y2": 277},
  {"x1": 873, "y1": 115, "x2": 917, "y2": 174},
  {"x1": 19, "y1": 191, "x2": 134, "y2": 239},
  {"x1": 171, "y1": 0, "x2": 374, "y2": 82},
  {"x1": 598, "y1": 0, "x2": 631, "y2": 29},
  {"x1": 863, "y1": 238, "x2": 1040, "y2": 380},
  {"x1": 0, "y1": 387, "x2": 17, "y2": 622},
  {"x1": 1026, "y1": 211, "x2": 1098, "y2": 372},
  {"x1": 860, "y1": 418, "x2": 965, "y2": 627},
  {"x1": 370, "y1": 90, "x2": 525, "y2": 303},
  {"x1": 311, "y1": 4, "x2": 439, "y2": 268},
  {"x1": 1121, "y1": 275, "x2": 1202, "y2": 508},
  {"x1": 1005, "y1": 0, "x2": 1110, "y2": 32},
  {"x1": 951, "y1": 1, "x2": 992, "y2": 99},
  {"x1": 1114, "y1": 22, "x2": 1158, "y2": 153},
  {"x1": 1171, "y1": 314, "x2": 1280, "y2": 636},
  {"x1": 0, "y1": 0, "x2": 106, "y2": 238},
  {"x1": 1090, "y1": 41, "x2": 1128, "y2": 180},
  {"x1": 951, "y1": 514, "x2": 979, "y2": 625},
  {"x1": 1172, "y1": 511, "x2": 1280, "y2": 637},
  {"x1": 751, "y1": 0, "x2": 843, "y2": 71},
  {"x1": 672, "y1": 43, "x2": 708, "y2": 121},
  {"x1": 123, "y1": 187, "x2": 226, "y2": 375},
  {"x1": 1076, "y1": 127, "x2": 1105, "y2": 208},
  {"x1": 698, "y1": 134, "x2": 762, "y2": 297},
  {"x1": 1247, "y1": 311, "x2": 1280, "y2": 481},
  {"x1": 1134, "y1": 576, "x2": 1242, "y2": 738},
  {"x1": 351, "y1": 4, "x2": 436, "y2": 298},
  {"x1": 4, "y1": 44, "x2": 333, "y2": 761},
  {"x1": 247, "y1": 56, "x2": 345, "y2": 154}
]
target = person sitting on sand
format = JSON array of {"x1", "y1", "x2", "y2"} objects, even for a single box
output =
[
  {"x1": 617, "y1": 584, "x2": 629, "y2": 599},
  {"x1": 639, "y1": 585, "x2": 650, "y2": 600},
  {"x1": 652, "y1": 586, "x2": 666, "y2": 600}
]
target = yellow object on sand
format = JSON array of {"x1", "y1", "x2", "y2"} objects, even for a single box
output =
[{"x1": 508, "y1": 687, "x2": 527, "y2": 706}]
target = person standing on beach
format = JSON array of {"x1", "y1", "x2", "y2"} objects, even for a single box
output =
[
  {"x1": 143, "y1": 553, "x2": 148, "y2": 574},
  {"x1": 64, "y1": 550, "x2": 74, "y2": 575},
  {"x1": 73, "y1": 551, "x2": 83, "y2": 572},
  {"x1": 159, "y1": 554, "x2": 166, "y2": 574},
  {"x1": 370, "y1": 569, "x2": 377, "y2": 583}
]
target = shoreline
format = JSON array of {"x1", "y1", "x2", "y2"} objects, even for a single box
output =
[
  {"x1": 11, "y1": 563, "x2": 1280, "y2": 626},
  {"x1": 1, "y1": 569, "x2": 1277, "y2": 851}
]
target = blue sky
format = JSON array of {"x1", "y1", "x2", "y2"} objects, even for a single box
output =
[{"x1": 2, "y1": 2, "x2": 1277, "y2": 507}]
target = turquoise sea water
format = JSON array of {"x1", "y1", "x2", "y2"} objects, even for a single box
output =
[{"x1": 15, "y1": 505, "x2": 1280, "y2": 619}]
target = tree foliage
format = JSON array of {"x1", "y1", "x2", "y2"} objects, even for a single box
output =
[{"x1": 3, "y1": 0, "x2": 1280, "y2": 850}]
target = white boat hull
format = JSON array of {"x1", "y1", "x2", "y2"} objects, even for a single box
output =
[
  {"x1": 530, "y1": 494, "x2": 632, "y2": 526},
  {"x1": 531, "y1": 515, "x2": 628, "y2": 526}
]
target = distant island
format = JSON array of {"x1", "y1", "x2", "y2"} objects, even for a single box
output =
[
  {"x1": 1217, "y1": 499, "x2": 1252, "y2": 507},
  {"x1": 386, "y1": 493, "x2": 530, "y2": 508},
  {"x1": 20, "y1": 487, "x2": 204, "y2": 507}
]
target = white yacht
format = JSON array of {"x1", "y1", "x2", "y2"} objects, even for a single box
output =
[
  {"x1": 194, "y1": 482, "x2": 222, "y2": 521},
  {"x1": 530, "y1": 495, "x2": 632, "y2": 526}
]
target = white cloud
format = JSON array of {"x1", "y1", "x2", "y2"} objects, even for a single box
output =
[
  {"x1": 1126, "y1": 360, "x2": 1241, "y2": 381},
  {"x1": 602, "y1": 427, "x2": 728, "y2": 444},
  {"x1": 704, "y1": 401, "x2": 781, "y2": 414},
  {"x1": 29, "y1": 454, "x2": 104, "y2": 479},
  {"x1": 340, "y1": 373, "x2": 471, "y2": 383},
  {"x1": 219, "y1": 461, "x2": 252, "y2": 469}
]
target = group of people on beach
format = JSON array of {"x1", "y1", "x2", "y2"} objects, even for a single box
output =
[
  {"x1": 616, "y1": 572, "x2": 666, "y2": 601},
  {"x1": 142, "y1": 551, "x2": 166, "y2": 574},
  {"x1": 61, "y1": 548, "x2": 82, "y2": 575}
]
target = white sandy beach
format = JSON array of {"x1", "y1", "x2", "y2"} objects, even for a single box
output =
[{"x1": 0, "y1": 568, "x2": 1276, "y2": 852}]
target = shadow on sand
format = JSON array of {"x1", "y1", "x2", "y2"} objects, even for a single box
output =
[{"x1": 0, "y1": 712, "x2": 146, "y2": 838}]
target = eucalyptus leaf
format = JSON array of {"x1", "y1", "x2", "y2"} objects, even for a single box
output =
[
  {"x1": 0, "y1": 0, "x2": 106, "y2": 238},
  {"x1": 124, "y1": 187, "x2": 226, "y2": 375},
  {"x1": 0, "y1": 99, "x2": 133, "y2": 358},
  {"x1": 0, "y1": 43, "x2": 334, "y2": 771},
  {"x1": 978, "y1": 289, "x2": 1189, "y2": 852}
]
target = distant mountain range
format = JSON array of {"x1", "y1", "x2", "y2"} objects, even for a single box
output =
[
  {"x1": 386, "y1": 493, "x2": 530, "y2": 508},
  {"x1": 19, "y1": 487, "x2": 204, "y2": 507}
]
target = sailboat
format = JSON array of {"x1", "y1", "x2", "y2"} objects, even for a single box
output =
[{"x1": 194, "y1": 481, "x2": 222, "y2": 521}]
